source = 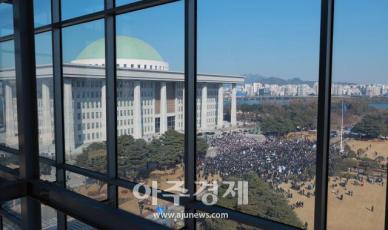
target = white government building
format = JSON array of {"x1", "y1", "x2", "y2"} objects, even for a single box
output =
[{"x1": 0, "y1": 36, "x2": 243, "y2": 155}]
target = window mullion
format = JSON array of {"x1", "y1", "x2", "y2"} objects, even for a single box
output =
[
  {"x1": 52, "y1": 0, "x2": 67, "y2": 229},
  {"x1": 314, "y1": 0, "x2": 335, "y2": 230},
  {"x1": 104, "y1": 0, "x2": 118, "y2": 208},
  {"x1": 13, "y1": 0, "x2": 41, "y2": 228},
  {"x1": 184, "y1": 0, "x2": 197, "y2": 229}
]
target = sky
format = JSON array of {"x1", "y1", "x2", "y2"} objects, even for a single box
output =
[{"x1": 1, "y1": 0, "x2": 388, "y2": 84}]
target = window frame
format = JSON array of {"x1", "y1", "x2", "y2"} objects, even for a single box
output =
[{"x1": 1, "y1": 0, "x2": 385, "y2": 230}]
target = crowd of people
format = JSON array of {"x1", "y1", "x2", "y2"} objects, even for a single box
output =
[
  {"x1": 198, "y1": 132, "x2": 317, "y2": 186},
  {"x1": 292, "y1": 201, "x2": 305, "y2": 209},
  {"x1": 198, "y1": 132, "x2": 353, "y2": 188}
]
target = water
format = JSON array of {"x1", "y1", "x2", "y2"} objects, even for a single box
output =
[
  {"x1": 224, "y1": 97, "x2": 293, "y2": 106},
  {"x1": 369, "y1": 103, "x2": 388, "y2": 110},
  {"x1": 224, "y1": 98, "x2": 388, "y2": 110}
]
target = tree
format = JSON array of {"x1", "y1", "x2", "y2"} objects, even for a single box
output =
[
  {"x1": 352, "y1": 112, "x2": 388, "y2": 138},
  {"x1": 76, "y1": 130, "x2": 208, "y2": 180},
  {"x1": 149, "y1": 130, "x2": 185, "y2": 170},
  {"x1": 197, "y1": 137, "x2": 208, "y2": 158},
  {"x1": 217, "y1": 173, "x2": 303, "y2": 228},
  {"x1": 75, "y1": 142, "x2": 107, "y2": 173},
  {"x1": 117, "y1": 135, "x2": 151, "y2": 179}
]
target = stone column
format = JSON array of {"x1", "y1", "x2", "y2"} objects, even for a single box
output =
[
  {"x1": 41, "y1": 80, "x2": 53, "y2": 145},
  {"x1": 5, "y1": 82, "x2": 16, "y2": 144},
  {"x1": 201, "y1": 83, "x2": 208, "y2": 131},
  {"x1": 174, "y1": 82, "x2": 178, "y2": 131},
  {"x1": 133, "y1": 81, "x2": 142, "y2": 139},
  {"x1": 182, "y1": 85, "x2": 185, "y2": 132},
  {"x1": 217, "y1": 84, "x2": 224, "y2": 129},
  {"x1": 160, "y1": 82, "x2": 167, "y2": 134},
  {"x1": 101, "y1": 82, "x2": 106, "y2": 141},
  {"x1": 63, "y1": 80, "x2": 75, "y2": 152},
  {"x1": 231, "y1": 83, "x2": 237, "y2": 126}
]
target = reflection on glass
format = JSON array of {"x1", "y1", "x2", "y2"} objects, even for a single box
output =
[
  {"x1": 61, "y1": 0, "x2": 103, "y2": 20},
  {"x1": 34, "y1": 0, "x2": 51, "y2": 27},
  {"x1": 2, "y1": 199, "x2": 21, "y2": 216},
  {"x1": 0, "y1": 151, "x2": 19, "y2": 170},
  {"x1": 118, "y1": 187, "x2": 185, "y2": 229},
  {"x1": 66, "y1": 171, "x2": 107, "y2": 201},
  {"x1": 115, "y1": 2, "x2": 185, "y2": 189},
  {"x1": 115, "y1": 0, "x2": 136, "y2": 6},
  {"x1": 62, "y1": 20, "x2": 107, "y2": 173},
  {"x1": 40, "y1": 163, "x2": 56, "y2": 182},
  {"x1": 67, "y1": 216, "x2": 95, "y2": 230},
  {"x1": 0, "y1": 41, "x2": 18, "y2": 149},
  {"x1": 327, "y1": 1, "x2": 388, "y2": 229},
  {"x1": 196, "y1": 212, "x2": 259, "y2": 230},
  {"x1": 196, "y1": 0, "x2": 320, "y2": 228},
  {"x1": 0, "y1": 3, "x2": 13, "y2": 36},
  {"x1": 36, "y1": 32, "x2": 55, "y2": 159},
  {"x1": 41, "y1": 204, "x2": 57, "y2": 230},
  {"x1": 2, "y1": 217, "x2": 21, "y2": 230}
]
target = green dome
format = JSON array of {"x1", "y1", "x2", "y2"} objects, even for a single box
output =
[{"x1": 75, "y1": 36, "x2": 164, "y2": 62}]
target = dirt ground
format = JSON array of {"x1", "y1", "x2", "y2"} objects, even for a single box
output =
[
  {"x1": 74, "y1": 172, "x2": 386, "y2": 230},
  {"x1": 71, "y1": 138, "x2": 387, "y2": 230},
  {"x1": 287, "y1": 131, "x2": 317, "y2": 141},
  {"x1": 280, "y1": 177, "x2": 386, "y2": 230},
  {"x1": 346, "y1": 139, "x2": 388, "y2": 160},
  {"x1": 118, "y1": 187, "x2": 167, "y2": 216},
  {"x1": 145, "y1": 165, "x2": 185, "y2": 191}
]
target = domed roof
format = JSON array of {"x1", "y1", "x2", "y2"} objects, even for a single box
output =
[{"x1": 75, "y1": 36, "x2": 164, "y2": 62}]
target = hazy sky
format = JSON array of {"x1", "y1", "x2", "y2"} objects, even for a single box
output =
[{"x1": 1, "y1": 0, "x2": 387, "y2": 84}]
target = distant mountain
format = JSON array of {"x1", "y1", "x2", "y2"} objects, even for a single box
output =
[
  {"x1": 243, "y1": 74, "x2": 355, "y2": 86},
  {"x1": 243, "y1": 74, "x2": 315, "y2": 86}
]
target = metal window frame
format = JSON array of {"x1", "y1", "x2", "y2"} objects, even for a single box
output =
[
  {"x1": 51, "y1": 0, "x2": 68, "y2": 228},
  {"x1": 105, "y1": 0, "x2": 119, "y2": 209},
  {"x1": 184, "y1": 0, "x2": 197, "y2": 229},
  {"x1": 1, "y1": 0, "x2": 387, "y2": 230},
  {"x1": 12, "y1": 0, "x2": 42, "y2": 229},
  {"x1": 314, "y1": 1, "x2": 335, "y2": 230},
  {"x1": 0, "y1": 208, "x2": 22, "y2": 229}
]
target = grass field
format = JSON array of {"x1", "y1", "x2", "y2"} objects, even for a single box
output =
[
  {"x1": 347, "y1": 139, "x2": 388, "y2": 161},
  {"x1": 280, "y1": 177, "x2": 386, "y2": 230},
  {"x1": 72, "y1": 137, "x2": 387, "y2": 229}
]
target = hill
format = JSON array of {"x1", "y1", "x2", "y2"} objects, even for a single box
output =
[{"x1": 243, "y1": 74, "x2": 315, "y2": 86}]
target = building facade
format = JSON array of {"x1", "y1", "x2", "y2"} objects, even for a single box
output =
[{"x1": 0, "y1": 36, "x2": 243, "y2": 155}]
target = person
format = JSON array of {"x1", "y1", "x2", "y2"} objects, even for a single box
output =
[
  {"x1": 371, "y1": 205, "x2": 374, "y2": 212},
  {"x1": 138, "y1": 200, "x2": 145, "y2": 215}
]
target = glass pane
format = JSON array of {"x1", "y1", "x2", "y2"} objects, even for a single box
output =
[
  {"x1": 0, "y1": 151, "x2": 19, "y2": 170},
  {"x1": 61, "y1": 0, "x2": 103, "y2": 20},
  {"x1": 196, "y1": 0, "x2": 320, "y2": 228},
  {"x1": 2, "y1": 199, "x2": 21, "y2": 216},
  {"x1": 196, "y1": 212, "x2": 259, "y2": 230},
  {"x1": 66, "y1": 171, "x2": 107, "y2": 201},
  {"x1": 115, "y1": 0, "x2": 137, "y2": 7},
  {"x1": 116, "y1": 2, "x2": 184, "y2": 190},
  {"x1": 67, "y1": 216, "x2": 95, "y2": 230},
  {"x1": 0, "y1": 40, "x2": 18, "y2": 149},
  {"x1": 41, "y1": 204, "x2": 58, "y2": 230},
  {"x1": 118, "y1": 187, "x2": 185, "y2": 229},
  {"x1": 3, "y1": 217, "x2": 21, "y2": 230},
  {"x1": 36, "y1": 31, "x2": 55, "y2": 159},
  {"x1": 0, "y1": 3, "x2": 13, "y2": 36},
  {"x1": 62, "y1": 20, "x2": 107, "y2": 173},
  {"x1": 327, "y1": 1, "x2": 388, "y2": 229},
  {"x1": 34, "y1": 0, "x2": 51, "y2": 27},
  {"x1": 40, "y1": 163, "x2": 56, "y2": 182}
]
